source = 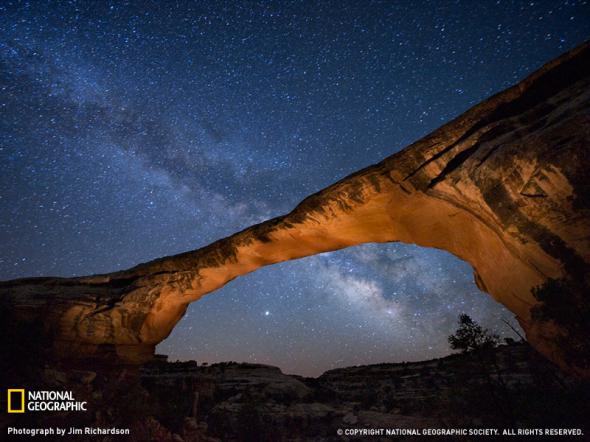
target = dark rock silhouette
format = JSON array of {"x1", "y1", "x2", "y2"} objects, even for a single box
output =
[
  {"x1": 2, "y1": 343, "x2": 588, "y2": 441},
  {"x1": 1, "y1": 42, "x2": 589, "y2": 375}
]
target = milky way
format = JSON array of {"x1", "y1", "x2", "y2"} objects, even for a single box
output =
[{"x1": 1, "y1": 1, "x2": 589, "y2": 376}]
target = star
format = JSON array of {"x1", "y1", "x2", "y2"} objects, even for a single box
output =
[{"x1": 1, "y1": 0, "x2": 585, "y2": 376}]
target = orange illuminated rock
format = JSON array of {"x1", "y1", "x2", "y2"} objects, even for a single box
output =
[{"x1": 1, "y1": 42, "x2": 589, "y2": 374}]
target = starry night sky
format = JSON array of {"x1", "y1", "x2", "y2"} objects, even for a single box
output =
[{"x1": 1, "y1": 1, "x2": 589, "y2": 376}]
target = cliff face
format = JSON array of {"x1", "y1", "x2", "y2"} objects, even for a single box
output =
[
  {"x1": 138, "y1": 343, "x2": 588, "y2": 441},
  {"x1": 1, "y1": 43, "x2": 589, "y2": 374}
]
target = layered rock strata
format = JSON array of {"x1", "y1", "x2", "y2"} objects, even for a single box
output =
[{"x1": 1, "y1": 43, "x2": 588, "y2": 374}]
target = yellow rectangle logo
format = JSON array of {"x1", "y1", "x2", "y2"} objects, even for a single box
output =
[{"x1": 7, "y1": 389, "x2": 25, "y2": 413}]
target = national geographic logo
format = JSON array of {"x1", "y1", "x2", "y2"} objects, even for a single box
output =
[
  {"x1": 7, "y1": 389, "x2": 25, "y2": 413},
  {"x1": 6, "y1": 389, "x2": 87, "y2": 413}
]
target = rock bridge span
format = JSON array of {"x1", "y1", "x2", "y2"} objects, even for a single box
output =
[{"x1": 2, "y1": 42, "x2": 589, "y2": 376}]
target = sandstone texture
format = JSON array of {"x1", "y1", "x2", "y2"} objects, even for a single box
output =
[{"x1": 1, "y1": 43, "x2": 589, "y2": 374}]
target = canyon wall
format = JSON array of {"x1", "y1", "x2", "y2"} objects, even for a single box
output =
[{"x1": 1, "y1": 43, "x2": 588, "y2": 375}]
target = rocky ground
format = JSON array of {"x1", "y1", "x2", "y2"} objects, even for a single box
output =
[{"x1": 2, "y1": 341, "x2": 589, "y2": 441}]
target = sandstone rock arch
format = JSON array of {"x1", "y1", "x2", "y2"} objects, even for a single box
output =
[{"x1": 1, "y1": 43, "x2": 589, "y2": 375}]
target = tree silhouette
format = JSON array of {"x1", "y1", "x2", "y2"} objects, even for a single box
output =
[{"x1": 448, "y1": 314, "x2": 499, "y2": 353}]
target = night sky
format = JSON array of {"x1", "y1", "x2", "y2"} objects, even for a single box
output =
[{"x1": 1, "y1": 1, "x2": 589, "y2": 376}]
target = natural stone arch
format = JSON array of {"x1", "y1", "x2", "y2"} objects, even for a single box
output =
[{"x1": 1, "y1": 42, "x2": 589, "y2": 376}]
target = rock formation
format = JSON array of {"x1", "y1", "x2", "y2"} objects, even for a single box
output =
[
  {"x1": 1, "y1": 43, "x2": 589, "y2": 375},
  {"x1": 4, "y1": 343, "x2": 588, "y2": 441},
  {"x1": 139, "y1": 343, "x2": 587, "y2": 441}
]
